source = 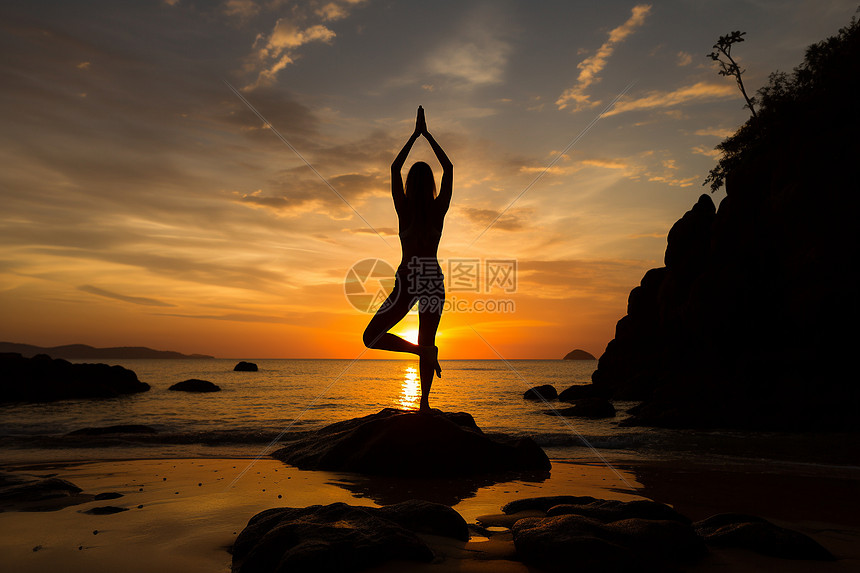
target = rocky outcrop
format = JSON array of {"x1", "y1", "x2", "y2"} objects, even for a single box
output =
[
  {"x1": 523, "y1": 384, "x2": 557, "y2": 400},
  {"x1": 169, "y1": 379, "x2": 221, "y2": 392},
  {"x1": 271, "y1": 408, "x2": 550, "y2": 477},
  {"x1": 231, "y1": 500, "x2": 467, "y2": 573},
  {"x1": 591, "y1": 24, "x2": 860, "y2": 431},
  {"x1": 563, "y1": 349, "x2": 596, "y2": 360},
  {"x1": 594, "y1": 178, "x2": 860, "y2": 430},
  {"x1": 0, "y1": 353, "x2": 149, "y2": 403},
  {"x1": 233, "y1": 361, "x2": 258, "y2": 372}
]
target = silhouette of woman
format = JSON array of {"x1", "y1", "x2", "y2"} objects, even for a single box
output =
[{"x1": 363, "y1": 106, "x2": 452, "y2": 412}]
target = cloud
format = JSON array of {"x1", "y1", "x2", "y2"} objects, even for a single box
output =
[
  {"x1": 516, "y1": 258, "x2": 649, "y2": 301},
  {"x1": 237, "y1": 172, "x2": 386, "y2": 216},
  {"x1": 426, "y1": 31, "x2": 511, "y2": 87},
  {"x1": 223, "y1": 0, "x2": 260, "y2": 20},
  {"x1": 604, "y1": 81, "x2": 737, "y2": 116},
  {"x1": 556, "y1": 4, "x2": 651, "y2": 111},
  {"x1": 692, "y1": 144, "x2": 721, "y2": 158},
  {"x1": 460, "y1": 207, "x2": 526, "y2": 232},
  {"x1": 243, "y1": 2, "x2": 367, "y2": 90},
  {"x1": 420, "y1": 8, "x2": 512, "y2": 89},
  {"x1": 694, "y1": 126, "x2": 735, "y2": 138},
  {"x1": 676, "y1": 51, "x2": 693, "y2": 66},
  {"x1": 78, "y1": 285, "x2": 176, "y2": 307},
  {"x1": 347, "y1": 227, "x2": 398, "y2": 236}
]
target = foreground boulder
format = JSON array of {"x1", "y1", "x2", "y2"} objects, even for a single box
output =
[
  {"x1": 169, "y1": 379, "x2": 221, "y2": 392},
  {"x1": 513, "y1": 514, "x2": 705, "y2": 572},
  {"x1": 271, "y1": 408, "x2": 550, "y2": 476},
  {"x1": 502, "y1": 496, "x2": 689, "y2": 525},
  {"x1": 523, "y1": 384, "x2": 557, "y2": 400},
  {"x1": 505, "y1": 496, "x2": 702, "y2": 572},
  {"x1": 0, "y1": 353, "x2": 149, "y2": 402},
  {"x1": 694, "y1": 513, "x2": 834, "y2": 560},
  {"x1": 231, "y1": 500, "x2": 466, "y2": 573},
  {"x1": 234, "y1": 361, "x2": 258, "y2": 372}
]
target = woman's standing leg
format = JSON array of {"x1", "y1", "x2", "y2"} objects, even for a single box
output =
[{"x1": 417, "y1": 291, "x2": 444, "y2": 411}]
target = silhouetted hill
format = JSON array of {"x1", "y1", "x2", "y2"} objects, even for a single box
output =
[
  {"x1": 590, "y1": 17, "x2": 860, "y2": 430},
  {"x1": 0, "y1": 342, "x2": 213, "y2": 360},
  {"x1": 563, "y1": 349, "x2": 596, "y2": 360}
]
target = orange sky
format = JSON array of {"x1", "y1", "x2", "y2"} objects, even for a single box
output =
[{"x1": 0, "y1": 1, "x2": 854, "y2": 358}]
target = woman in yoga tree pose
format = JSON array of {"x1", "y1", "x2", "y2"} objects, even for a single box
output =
[{"x1": 363, "y1": 106, "x2": 452, "y2": 412}]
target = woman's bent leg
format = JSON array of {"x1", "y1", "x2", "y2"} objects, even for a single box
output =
[{"x1": 362, "y1": 280, "x2": 419, "y2": 354}]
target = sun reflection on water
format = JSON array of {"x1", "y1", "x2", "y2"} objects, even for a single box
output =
[{"x1": 398, "y1": 365, "x2": 421, "y2": 410}]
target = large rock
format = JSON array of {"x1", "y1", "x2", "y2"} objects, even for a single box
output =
[
  {"x1": 694, "y1": 513, "x2": 834, "y2": 560},
  {"x1": 523, "y1": 384, "x2": 557, "y2": 400},
  {"x1": 271, "y1": 408, "x2": 551, "y2": 476},
  {"x1": 233, "y1": 361, "x2": 258, "y2": 372},
  {"x1": 0, "y1": 353, "x2": 149, "y2": 402},
  {"x1": 231, "y1": 501, "x2": 466, "y2": 573},
  {"x1": 169, "y1": 379, "x2": 221, "y2": 392}
]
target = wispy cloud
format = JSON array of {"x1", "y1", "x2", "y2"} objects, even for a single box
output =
[
  {"x1": 78, "y1": 285, "x2": 176, "y2": 307},
  {"x1": 603, "y1": 81, "x2": 736, "y2": 116},
  {"x1": 556, "y1": 4, "x2": 651, "y2": 111},
  {"x1": 460, "y1": 206, "x2": 527, "y2": 232}
]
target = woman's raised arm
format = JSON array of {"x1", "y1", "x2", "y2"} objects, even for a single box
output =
[
  {"x1": 391, "y1": 113, "x2": 421, "y2": 212},
  {"x1": 424, "y1": 128, "x2": 452, "y2": 212}
]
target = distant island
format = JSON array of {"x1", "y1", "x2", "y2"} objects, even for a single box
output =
[
  {"x1": 0, "y1": 342, "x2": 214, "y2": 360},
  {"x1": 563, "y1": 349, "x2": 596, "y2": 360}
]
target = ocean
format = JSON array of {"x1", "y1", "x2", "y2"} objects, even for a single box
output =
[{"x1": 1, "y1": 358, "x2": 856, "y2": 473}]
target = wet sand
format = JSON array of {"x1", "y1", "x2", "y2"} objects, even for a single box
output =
[{"x1": 0, "y1": 456, "x2": 857, "y2": 572}]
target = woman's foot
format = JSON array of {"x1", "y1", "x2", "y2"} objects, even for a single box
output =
[
  {"x1": 430, "y1": 345, "x2": 441, "y2": 378},
  {"x1": 419, "y1": 396, "x2": 431, "y2": 413}
]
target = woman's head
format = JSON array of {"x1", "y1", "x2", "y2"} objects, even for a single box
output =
[{"x1": 405, "y1": 161, "x2": 436, "y2": 202}]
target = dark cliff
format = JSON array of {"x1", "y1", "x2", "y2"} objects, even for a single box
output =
[{"x1": 591, "y1": 18, "x2": 860, "y2": 430}]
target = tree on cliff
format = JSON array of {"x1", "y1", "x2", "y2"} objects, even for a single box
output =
[
  {"x1": 705, "y1": 13, "x2": 859, "y2": 192},
  {"x1": 708, "y1": 30, "x2": 758, "y2": 119}
]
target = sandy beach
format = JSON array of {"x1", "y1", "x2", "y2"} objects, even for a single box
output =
[{"x1": 2, "y1": 455, "x2": 857, "y2": 573}]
